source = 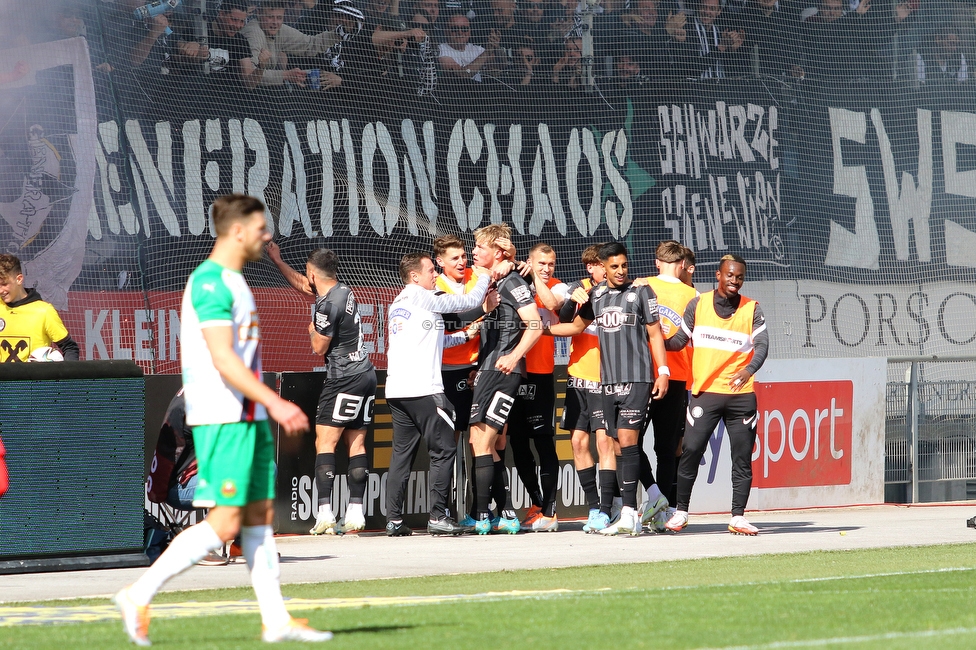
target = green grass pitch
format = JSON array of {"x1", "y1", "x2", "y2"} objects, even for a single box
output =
[{"x1": 2, "y1": 543, "x2": 975, "y2": 649}]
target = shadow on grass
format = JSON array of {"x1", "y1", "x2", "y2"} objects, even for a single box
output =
[
  {"x1": 332, "y1": 623, "x2": 423, "y2": 636},
  {"x1": 280, "y1": 555, "x2": 337, "y2": 563}
]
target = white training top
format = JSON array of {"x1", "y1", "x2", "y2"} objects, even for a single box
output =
[{"x1": 385, "y1": 274, "x2": 491, "y2": 399}]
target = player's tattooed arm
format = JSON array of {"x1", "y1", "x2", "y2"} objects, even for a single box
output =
[{"x1": 266, "y1": 241, "x2": 314, "y2": 296}]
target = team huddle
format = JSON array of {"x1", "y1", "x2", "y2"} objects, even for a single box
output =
[
  {"x1": 324, "y1": 222, "x2": 769, "y2": 538},
  {"x1": 113, "y1": 195, "x2": 768, "y2": 645}
]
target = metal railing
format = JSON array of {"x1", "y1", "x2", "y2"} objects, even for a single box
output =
[{"x1": 886, "y1": 355, "x2": 976, "y2": 503}]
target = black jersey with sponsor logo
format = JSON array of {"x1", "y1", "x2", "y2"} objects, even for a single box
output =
[
  {"x1": 578, "y1": 281, "x2": 660, "y2": 384},
  {"x1": 478, "y1": 271, "x2": 536, "y2": 375},
  {"x1": 313, "y1": 282, "x2": 374, "y2": 379}
]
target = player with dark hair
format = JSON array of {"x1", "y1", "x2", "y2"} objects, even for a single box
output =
[
  {"x1": 664, "y1": 254, "x2": 769, "y2": 535},
  {"x1": 267, "y1": 241, "x2": 377, "y2": 536},
  {"x1": 635, "y1": 241, "x2": 698, "y2": 530},
  {"x1": 511, "y1": 242, "x2": 569, "y2": 533},
  {"x1": 558, "y1": 243, "x2": 618, "y2": 532},
  {"x1": 113, "y1": 194, "x2": 327, "y2": 645},
  {"x1": 549, "y1": 242, "x2": 670, "y2": 536},
  {"x1": 468, "y1": 224, "x2": 542, "y2": 535}
]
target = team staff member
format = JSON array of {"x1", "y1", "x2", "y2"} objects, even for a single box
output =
[
  {"x1": 385, "y1": 253, "x2": 496, "y2": 536},
  {"x1": 558, "y1": 244, "x2": 617, "y2": 533},
  {"x1": 511, "y1": 243, "x2": 568, "y2": 533},
  {"x1": 635, "y1": 241, "x2": 697, "y2": 531},
  {"x1": 267, "y1": 243, "x2": 376, "y2": 536},
  {"x1": 113, "y1": 194, "x2": 326, "y2": 645},
  {"x1": 664, "y1": 254, "x2": 769, "y2": 536},
  {"x1": 549, "y1": 242, "x2": 670, "y2": 536},
  {"x1": 468, "y1": 224, "x2": 542, "y2": 535},
  {"x1": 0, "y1": 254, "x2": 79, "y2": 361}
]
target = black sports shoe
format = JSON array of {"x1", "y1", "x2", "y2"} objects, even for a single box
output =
[
  {"x1": 386, "y1": 520, "x2": 413, "y2": 537},
  {"x1": 967, "y1": 515, "x2": 976, "y2": 529},
  {"x1": 427, "y1": 517, "x2": 467, "y2": 536}
]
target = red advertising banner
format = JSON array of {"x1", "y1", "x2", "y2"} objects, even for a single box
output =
[
  {"x1": 61, "y1": 288, "x2": 398, "y2": 374},
  {"x1": 751, "y1": 381, "x2": 854, "y2": 488}
]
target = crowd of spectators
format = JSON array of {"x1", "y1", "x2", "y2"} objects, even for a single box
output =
[{"x1": 2, "y1": 0, "x2": 976, "y2": 110}]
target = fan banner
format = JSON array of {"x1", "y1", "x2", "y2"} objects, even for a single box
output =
[
  {"x1": 0, "y1": 37, "x2": 97, "y2": 311},
  {"x1": 77, "y1": 80, "x2": 976, "y2": 294}
]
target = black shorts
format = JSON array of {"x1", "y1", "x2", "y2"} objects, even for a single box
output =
[
  {"x1": 316, "y1": 369, "x2": 377, "y2": 429},
  {"x1": 509, "y1": 373, "x2": 556, "y2": 438},
  {"x1": 560, "y1": 377, "x2": 605, "y2": 434},
  {"x1": 601, "y1": 382, "x2": 651, "y2": 440},
  {"x1": 442, "y1": 366, "x2": 475, "y2": 431},
  {"x1": 469, "y1": 369, "x2": 522, "y2": 431}
]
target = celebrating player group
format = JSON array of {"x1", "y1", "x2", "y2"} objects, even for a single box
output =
[{"x1": 382, "y1": 225, "x2": 769, "y2": 538}]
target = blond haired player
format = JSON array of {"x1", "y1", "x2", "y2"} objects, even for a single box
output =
[{"x1": 467, "y1": 224, "x2": 542, "y2": 534}]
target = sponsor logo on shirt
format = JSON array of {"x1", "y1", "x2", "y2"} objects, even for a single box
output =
[
  {"x1": 595, "y1": 307, "x2": 637, "y2": 332},
  {"x1": 315, "y1": 312, "x2": 330, "y2": 330},
  {"x1": 511, "y1": 285, "x2": 532, "y2": 303}
]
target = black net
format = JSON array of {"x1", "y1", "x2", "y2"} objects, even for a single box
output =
[{"x1": 2, "y1": 0, "x2": 976, "y2": 372}]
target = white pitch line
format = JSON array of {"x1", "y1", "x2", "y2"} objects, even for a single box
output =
[{"x1": 698, "y1": 626, "x2": 976, "y2": 649}]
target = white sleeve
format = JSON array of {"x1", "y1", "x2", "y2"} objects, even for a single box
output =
[{"x1": 421, "y1": 273, "x2": 491, "y2": 314}]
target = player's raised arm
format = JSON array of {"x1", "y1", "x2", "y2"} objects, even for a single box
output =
[{"x1": 266, "y1": 241, "x2": 313, "y2": 296}]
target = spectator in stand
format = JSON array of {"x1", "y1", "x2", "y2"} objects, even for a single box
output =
[
  {"x1": 669, "y1": 0, "x2": 746, "y2": 79},
  {"x1": 801, "y1": 0, "x2": 876, "y2": 79},
  {"x1": 917, "y1": 25, "x2": 969, "y2": 82},
  {"x1": 551, "y1": 35, "x2": 583, "y2": 88},
  {"x1": 182, "y1": 0, "x2": 269, "y2": 89},
  {"x1": 241, "y1": 0, "x2": 348, "y2": 89},
  {"x1": 101, "y1": 0, "x2": 176, "y2": 74},
  {"x1": 438, "y1": 13, "x2": 498, "y2": 82},
  {"x1": 737, "y1": 0, "x2": 804, "y2": 78},
  {"x1": 511, "y1": 0, "x2": 557, "y2": 73},
  {"x1": 489, "y1": 0, "x2": 522, "y2": 70},
  {"x1": 413, "y1": 0, "x2": 446, "y2": 42},
  {"x1": 618, "y1": 0, "x2": 681, "y2": 78},
  {"x1": 364, "y1": 0, "x2": 431, "y2": 74}
]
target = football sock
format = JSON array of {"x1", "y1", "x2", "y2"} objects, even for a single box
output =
[
  {"x1": 619, "y1": 445, "x2": 640, "y2": 509},
  {"x1": 577, "y1": 466, "x2": 599, "y2": 510},
  {"x1": 474, "y1": 454, "x2": 494, "y2": 518},
  {"x1": 314, "y1": 453, "x2": 336, "y2": 510},
  {"x1": 241, "y1": 525, "x2": 291, "y2": 630},
  {"x1": 128, "y1": 521, "x2": 223, "y2": 606},
  {"x1": 639, "y1": 445, "x2": 655, "y2": 493},
  {"x1": 511, "y1": 434, "x2": 543, "y2": 508},
  {"x1": 347, "y1": 454, "x2": 368, "y2": 505},
  {"x1": 599, "y1": 469, "x2": 616, "y2": 516},
  {"x1": 492, "y1": 456, "x2": 513, "y2": 516},
  {"x1": 536, "y1": 437, "x2": 559, "y2": 517}
]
